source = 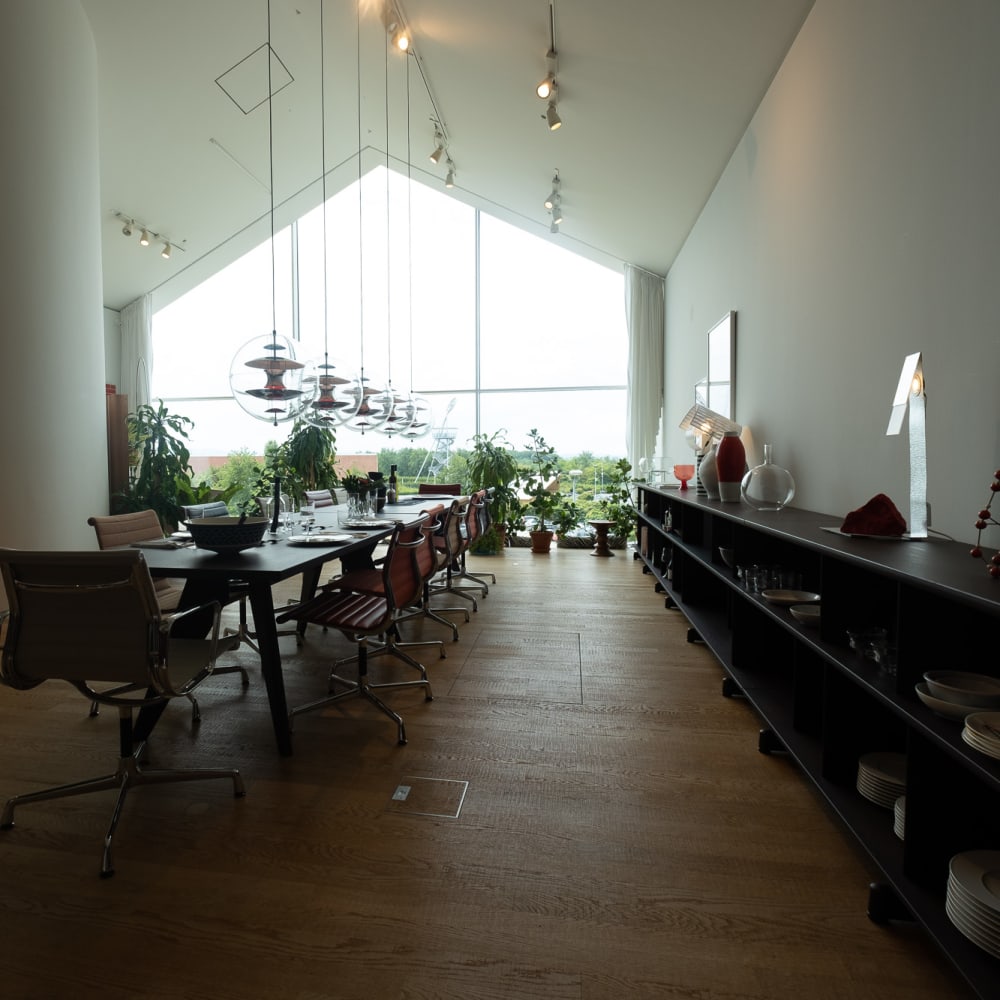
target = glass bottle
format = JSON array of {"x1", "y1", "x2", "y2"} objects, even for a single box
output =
[
  {"x1": 740, "y1": 444, "x2": 795, "y2": 511},
  {"x1": 387, "y1": 464, "x2": 398, "y2": 504}
]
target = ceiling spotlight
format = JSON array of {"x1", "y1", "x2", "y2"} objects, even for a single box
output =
[
  {"x1": 444, "y1": 159, "x2": 455, "y2": 189},
  {"x1": 544, "y1": 169, "x2": 561, "y2": 210},
  {"x1": 121, "y1": 219, "x2": 133, "y2": 237},
  {"x1": 536, "y1": 74, "x2": 555, "y2": 100},
  {"x1": 390, "y1": 26, "x2": 410, "y2": 51},
  {"x1": 545, "y1": 101, "x2": 562, "y2": 131},
  {"x1": 551, "y1": 199, "x2": 563, "y2": 225},
  {"x1": 429, "y1": 127, "x2": 445, "y2": 164},
  {"x1": 550, "y1": 218, "x2": 560, "y2": 234},
  {"x1": 161, "y1": 242, "x2": 172, "y2": 260},
  {"x1": 138, "y1": 228, "x2": 150, "y2": 247}
]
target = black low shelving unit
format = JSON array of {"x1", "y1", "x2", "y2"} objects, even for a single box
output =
[{"x1": 636, "y1": 484, "x2": 1000, "y2": 999}]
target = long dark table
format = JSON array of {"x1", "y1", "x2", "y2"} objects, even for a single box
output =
[{"x1": 140, "y1": 524, "x2": 399, "y2": 755}]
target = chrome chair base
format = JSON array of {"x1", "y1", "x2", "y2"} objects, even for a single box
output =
[
  {"x1": 289, "y1": 640, "x2": 433, "y2": 746},
  {"x1": 1, "y1": 714, "x2": 245, "y2": 878}
]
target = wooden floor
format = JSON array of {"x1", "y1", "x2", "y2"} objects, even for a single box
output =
[{"x1": 0, "y1": 546, "x2": 974, "y2": 999}]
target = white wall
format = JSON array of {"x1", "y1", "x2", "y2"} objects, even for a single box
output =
[
  {"x1": 664, "y1": 0, "x2": 1000, "y2": 544},
  {"x1": 0, "y1": 1, "x2": 108, "y2": 552}
]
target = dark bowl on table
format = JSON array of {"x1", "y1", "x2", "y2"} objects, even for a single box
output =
[{"x1": 185, "y1": 516, "x2": 269, "y2": 554}]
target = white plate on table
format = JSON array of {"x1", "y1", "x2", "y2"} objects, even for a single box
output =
[
  {"x1": 339, "y1": 520, "x2": 395, "y2": 530},
  {"x1": 761, "y1": 589, "x2": 820, "y2": 607},
  {"x1": 285, "y1": 533, "x2": 355, "y2": 546}
]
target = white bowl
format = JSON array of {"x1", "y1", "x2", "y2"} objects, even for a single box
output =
[
  {"x1": 923, "y1": 671, "x2": 1000, "y2": 710},
  {"x1": 789, "y1": 603, "x2": 821, "y2": 627},
  {"x1": 915, "y1": 683, "x2": 978, "y2": 721}
]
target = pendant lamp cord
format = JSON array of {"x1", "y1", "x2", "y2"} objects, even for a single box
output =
[
  {"x1": 384, "y1": 24, "x2": 392, "y2": 397},
  {"x1": 319, "y1": 0, "x2": 328, "y2": 371},
  {"x1": 356, "y1": 0, "x2": 365, "y2": 388},
  {"x1": 267, "y1": 0, "x2": 277, "y2": 343}
]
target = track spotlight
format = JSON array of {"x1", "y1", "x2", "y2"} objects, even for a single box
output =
[
  {"x1": 444, "y1": 159, "x2": 455, "y2": 189},
  {"x1": 429, "y1": 127, "x2": 445, "y2": 164},
  {"x1": 112, "y1": 211, "x2": 185, "y2": 260},
  {"x1": 544, "y1": 169, "x2": 561, "y2": 210},
  {"x1": 550, "y1": 218, "x2": 560, "y2": 234},
  {"x1": 536, "y1": 74, "x2": 555, "y2": 100},
  {"x1": 551, "y1": 199, "x2": 563, "y2": 226},
  {"x1": 545, "y1": 101, "x2": 562, "y2": 131},
  {"x1": 390, "y1": 26, "x2": 410, "y2": 51}
]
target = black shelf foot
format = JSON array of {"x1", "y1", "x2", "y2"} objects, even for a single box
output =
[
  {"x1": 722, "y1": 676, "x2": 742, "y2": 698},
  {"x1": 686, "y1": 627, "x2": 703, "y2": 643},
  {"x1": 758, "y1": 728, "x2": 785, "y2": 754},
  {"x1": 654, "y1": 581, "x2": 665, "y2": 593},
  {"x1": 867, "y1": 882, "x2": 913, "y2": 924}
]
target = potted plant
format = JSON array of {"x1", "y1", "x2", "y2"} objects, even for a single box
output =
[
  {"x1": 553, "y1": 498, "x2": 592, "y2": 548},
  {"x1": 520, "y1": 429, "x2": 560, "y2": 554},
  {"x1": 114, "y1": 400, "x2": 213, "y2": 531},
  {"x1": 467, "y1": 429, "x2": 520, "y2": 553},
  {"x1": 595, "y1": 458, "x2": 637, "y2": 547},
  {"x1": 279, "y1": 418, "x2": 338, "y2": 501}
]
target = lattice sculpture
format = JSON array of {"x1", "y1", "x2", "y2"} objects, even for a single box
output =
[{"x1": 970, "y1": 469, "x2": 1000, "y2": 578}]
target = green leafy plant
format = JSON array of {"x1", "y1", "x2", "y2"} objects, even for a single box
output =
[
  {"x1": 552, "y1": 498, "x2": 587, "y2": 538},
  {"x1": 520, "y1": 428, "x2": 560, "y2": 533},
  {"x1": 595, "y1": 458, "x2": 637, "y2": 541},
  {"x1": 279, "y1": 419, "x2": 338, "y2": 500},
  {"x1": 340, "y1": 473, "x2": 372, "y2": 496},
  {"x1": 467, "y1": 429, "x2": 521, "y2": 550},
  {"x1": 115, "y1": 401, "x2": 213, "y2": 531}
]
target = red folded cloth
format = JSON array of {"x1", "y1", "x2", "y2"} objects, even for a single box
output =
[{"x1": 841, "y1": 493, "x2": 906, "y2": 536}]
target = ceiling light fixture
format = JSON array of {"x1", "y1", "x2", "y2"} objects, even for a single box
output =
[
  {"x1": 113, "y1": 211, "x2": 185, "y2": 258},
  {"x1": 444, "y1": 158, "x2": 456, "y2": 189},
  {"x1": 550, "y1": 199, "x2": 563, "y2": 226},
  {"x1": 429, "y1": 125, "x2": 445, "y2": 164},
  {"x1": 538, "y1": 3, "x2": 562, "y2": 129},
  {"x1": 229, "y1": 0, "x2": 305, "y2": 426},
  {"x1": 544, "y1": 169, "x2": 560, "y2": 209}
]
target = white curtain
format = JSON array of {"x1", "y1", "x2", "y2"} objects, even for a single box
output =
[
  {"x1": 625, "y1": 264, "x2": 665, "y2": 477},
  {"x1": 120, "y1": 292, "x2": 152, "y2": 413}
]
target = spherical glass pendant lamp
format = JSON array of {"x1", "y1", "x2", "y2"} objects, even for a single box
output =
[{"x1": 229, "y1": 332, "x2": 306, "y2": 425}]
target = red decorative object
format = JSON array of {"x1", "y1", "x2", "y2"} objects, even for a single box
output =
[
  {"x1": 715, "y1": 430, "x2": 746, "y2": 502},
  {"x1": 970, "y1": 469, "x2": 1000, "y2": 578},
  {"x1": 841, "y1": 493, "x2": 906, "y2": 536}
]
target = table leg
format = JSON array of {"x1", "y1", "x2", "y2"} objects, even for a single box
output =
[{"x1": 249, "y1": 581, "x2": 293, "y2": 757}]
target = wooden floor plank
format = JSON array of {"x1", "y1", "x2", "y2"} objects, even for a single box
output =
[{"x1": 0, "y1": 547, "x2": 974, "y2": 999}]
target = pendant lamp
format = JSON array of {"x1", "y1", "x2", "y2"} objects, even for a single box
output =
[{"x1": 230, "y1": 0, "x2": 305, "y2": 425}]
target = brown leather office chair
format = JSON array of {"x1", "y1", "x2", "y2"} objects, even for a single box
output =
[
  {"x1": 394, "y1": 502, "x2": 470, "y2": 642},
  {"x1": 428, "y1": 498, "x2": 488, "y2": 611},
  {"x1": 88, "y1": 510, "x2": 249, "y2": 721},
  {"x1": 418, "y1": 483, "x2": 462, "y2": 495},
  {"x1": 0, "y1": 548, "x2": 245, "y2": 877},
  {"x1": 276, "y1": 523, "x2": 433, "y2": 745}
]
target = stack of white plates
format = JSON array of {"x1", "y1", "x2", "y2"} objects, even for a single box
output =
[
  {"x1": 856, "y1": 751, "x2": 907, "y2": 808},
  {"x1": 893, "y1": 795, "x2": 906, "y2": 840},
  {"x1": 962, "y1": 712, "x2": 1000, "y2": 761},
  {"x1": 945, "y1": 850, "x2": 1000, "y2": 958}
]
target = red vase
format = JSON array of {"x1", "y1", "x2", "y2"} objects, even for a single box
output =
[{"x1": 715, "y1": 430, "x2": 746, "y2": 502}]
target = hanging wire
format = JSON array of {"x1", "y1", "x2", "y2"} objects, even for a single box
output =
[{"x1": 267, "y1": 0, "x2": 277, "y2": 342}]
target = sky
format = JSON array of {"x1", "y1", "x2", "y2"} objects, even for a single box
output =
[{"x1": 152, "y1": 167, "x2": 628, "y2": 463}]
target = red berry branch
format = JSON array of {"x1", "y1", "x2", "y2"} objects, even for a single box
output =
[{"x1": 970, "y1": 469, "x2": 1000, "y2": 578}]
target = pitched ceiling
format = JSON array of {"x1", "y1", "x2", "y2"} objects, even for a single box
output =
[{"x1": 81, "y1": 0, "x2": 813, "y2": 312}]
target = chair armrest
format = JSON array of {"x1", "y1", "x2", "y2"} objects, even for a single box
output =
[{"x1": 154, "y1": 600, "x2": 224, "y2": 697}]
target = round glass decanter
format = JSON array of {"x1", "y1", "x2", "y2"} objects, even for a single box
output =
[{"x1": 740, "y1": 444, "x2": 795, "y2": 511}]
